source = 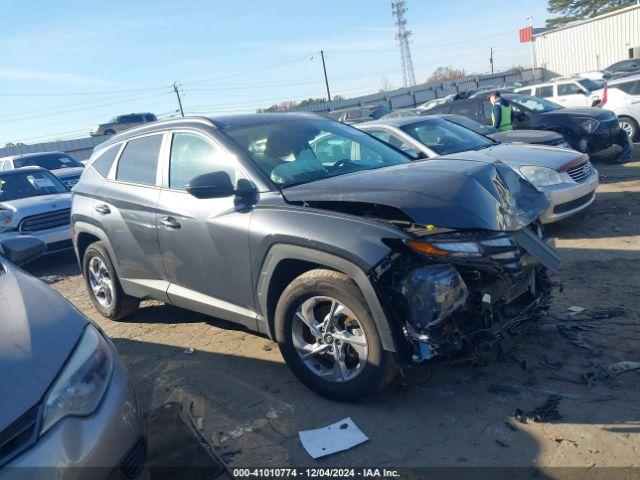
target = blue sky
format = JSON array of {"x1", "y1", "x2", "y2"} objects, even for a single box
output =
[{"x1": 0, "y1": 0, "x2": 551, "y2": 144}]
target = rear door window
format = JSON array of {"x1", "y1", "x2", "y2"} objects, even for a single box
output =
[
  {"x1": 557, "y1": 83, "x2": 583, "y2": 95},
  {"x1": 536, "y1": 86, "x2": 553, "y2": 98},
  {"x1": 449, "y1": 102, "x2": 480, "y2": 119},
  {"x1": 116, "y1": 134, "x2": 162, "y2": 186}
]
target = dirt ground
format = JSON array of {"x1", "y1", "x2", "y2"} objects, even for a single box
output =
[{"x1": 26, "y1": 145, "x2": 640, "y2": 476}]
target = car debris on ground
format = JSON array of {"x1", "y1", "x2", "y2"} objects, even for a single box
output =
[{"x1": 299, "y1": 418, "x2": 368, "y2": 459}]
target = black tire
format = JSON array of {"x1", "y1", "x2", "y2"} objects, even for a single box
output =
[
  {"x1": 104, "y1": 129, "x2": 115, "y2": 136},
  {"x1": 619, "y1": 116, "x2": 638, "y2": 142},
  {"x1": 274, "y1": 269, "x2": 396, "y2": 401},
  {"x1": 83, "y1": 241, "x2": 139, "y2": 320}
]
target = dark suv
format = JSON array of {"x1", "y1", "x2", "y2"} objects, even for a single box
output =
[
  {"x1": 72, "y1": 114, "x2": 558, "y2": 400},
  {"x1": 425, "y1": 93, "x2": 632, "y2": 163}
]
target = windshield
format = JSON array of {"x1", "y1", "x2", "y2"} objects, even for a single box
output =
[
  {"x1": 578, "y1": 79, "x2": 601, "y2": 91},
  {"x1": 0, "y1": 170, "x2": 68, "y2": 201},
  {"x1": 13, "y1": 153, "x2": 83, "y2": 169},
  {"x1": 506, "y1": 95, "x2": 561, "y2": 113},
  {"x1": 445, "y1": 115, "x2": 498, "y2": 135},
  {"x1": 400, "y1": 117, "x2": 494, "y2": 155},
  {"x1": 224, "y1": 118, "x2": 410, "y2": 187}
]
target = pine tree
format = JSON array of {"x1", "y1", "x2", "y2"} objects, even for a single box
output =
[{"x1": 546, "y1": 0, "x2": 636, "y2": 28}]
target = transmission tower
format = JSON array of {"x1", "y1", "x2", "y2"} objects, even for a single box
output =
[{"x1": 392, "y1": 0, "x2": 417, "y2": 87}]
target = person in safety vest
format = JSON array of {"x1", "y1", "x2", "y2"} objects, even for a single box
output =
[{"x1": 489, "y1": 91, "x2": 513, "y2": 131}]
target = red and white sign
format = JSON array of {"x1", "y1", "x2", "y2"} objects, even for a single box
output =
[{"x1": 519, "y1": 27, "x2": 533, "y2": 43}]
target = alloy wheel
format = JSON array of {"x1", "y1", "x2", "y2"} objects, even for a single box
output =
[
  {"x1": 619, "y1": 120, "x2": 634, "y2": 137},
  {"x1": 291, "y1": 296, "x2": 368, "y2": 382},
  {"x1": 88, "y1": 256, "x2": 114, "y2": 308}
]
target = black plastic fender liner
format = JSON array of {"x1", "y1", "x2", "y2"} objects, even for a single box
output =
[{"x1": 256, "y1": 244, "x2": 401, "y2": 354}]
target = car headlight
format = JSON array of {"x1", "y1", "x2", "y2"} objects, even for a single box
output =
[
  {"x1": 574, "y1": 118, "x2": 600, "y2": 134},
  {"x1": 406, "y1": 239, "x2": 482, "y2": 258},
  {"x1": 40, "y1": 324, "x2": 113, "y2": 436},
  {"x1": 519, "y1": 165, "x2": 565, "y2": 187},
  {"x1": 0, "y1": 209, "x2": 15, "y2": 233},
  {"x1": 400, "y1": 265, "x2": 468, "y2": 329}
]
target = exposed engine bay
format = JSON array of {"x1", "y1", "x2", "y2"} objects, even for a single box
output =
[{"x1": 374, "y1": 221, "x2": 558, "y2": 364}]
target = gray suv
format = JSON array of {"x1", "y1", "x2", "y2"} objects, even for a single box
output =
[
  {"x1": 72, "y1": 114, "x2": 558, "y2": 400},
  {"x1": 90, "y1": 113, "x2": 157, "y2": 136}
]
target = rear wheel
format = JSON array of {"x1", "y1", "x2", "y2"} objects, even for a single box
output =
[
  {"x1": 104, "y1": 129, "x2": 115, "y2": 136},
  {"x1": 619, "y1": 116, "x2": 638, "y2": 142},
  {"x1": 83, "y1": 241, "x2": 139, "y2": 320},
  {"x1": 274, "y1": 269, "x2": 395, "y2": 401}
]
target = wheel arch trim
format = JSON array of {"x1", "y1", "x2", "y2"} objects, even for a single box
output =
[{"x1": 256, "y1": 244, "x2": 398, "y2": 353}]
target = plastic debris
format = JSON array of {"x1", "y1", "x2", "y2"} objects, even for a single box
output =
[
  {"x1": 184, "y1": 348, "x2": 195, "y2": 355},
  {"x1": 592, "y1": 308, "x2": 626, "y2": 320},
  {"x1": 299, "y1": 418, "x2": 368, "y2": 459},
  {"x1": 608, "y1": 361, "x2": 640, "y2": 374},
  {"x1": 567, "y1": 306, "x2": 586, "y2": 315}
]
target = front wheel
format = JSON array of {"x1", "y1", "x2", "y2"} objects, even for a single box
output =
[
  {"x1": 274, "y1": 269, "x2": 395, "y2": 401},
  {"x1": 619, "y1": 116, "x2": 638, "y2": 142}
]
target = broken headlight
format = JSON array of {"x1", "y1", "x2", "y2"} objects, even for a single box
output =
[{"x1": 400, "y1": 265, "x2": 468, "y2": 329}]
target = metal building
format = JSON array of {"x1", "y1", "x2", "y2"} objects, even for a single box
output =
[{"x1": 533, "y1": 4, "x2": 640, "y2": 76}]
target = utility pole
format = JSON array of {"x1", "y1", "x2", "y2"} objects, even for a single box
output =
[
  {"x1": 392, "y1": 0, "x2": 417, "y2": 87},
  {"x1": 173, "y1": 81, "x2": 184, "y2": 117},
  {"x1": 490, "y1": 47, "x2": 494, "y2": 74},
  {"x1": 320, "y1": 50, "x2": 331, "y2": 102}
]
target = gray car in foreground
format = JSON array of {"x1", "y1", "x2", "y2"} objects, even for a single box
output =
[
  {"x1": 0, "y1": 167, "x2": 73, "y2": 253},
  {"x1": 359, "y1": 116, "x2": 598, "y2": 223},
  {"x1": 72, "y1": 113, "x2": 558, "y2": 401},
  {"x1": 0, "y1": 236, "x2": 146, "y2": 478}
]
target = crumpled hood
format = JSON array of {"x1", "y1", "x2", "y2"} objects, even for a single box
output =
[
  {"x1": 488, "y1": 129, "x2": 563, "y2": 144},
  {"x1": 540, "y1": 107, "x2": 616, "y2": 121},
  {"x1": 282, "y1": 158, "x2": 549, "y2": 231},
  {"x1": 0, "y1": 261, "x2": 87, "y2": 432},
  {"x1": 448, "y1": 143, "x2": 587, "y2": 171}
]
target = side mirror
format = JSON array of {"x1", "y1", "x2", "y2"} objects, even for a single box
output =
[
  {"x1": 0, "y1": 236, "x2": 46, "y2": 265},
  {"x1": 186, "y1": 171, "x2": 256, "y2": 199}
]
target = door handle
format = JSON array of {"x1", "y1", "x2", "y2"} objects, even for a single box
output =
[
  {"x1": 94, "y1": 204, "x2": 111, "y2": 215},
  {"x1": 160, "y1": 216, "x2": 181, "y2": 229}
]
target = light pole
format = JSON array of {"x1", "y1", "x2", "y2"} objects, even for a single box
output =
[{"x1": 526, "y1": 15, "x2": 536, "y2": 81}]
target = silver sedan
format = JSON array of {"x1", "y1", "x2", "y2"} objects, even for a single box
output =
[
  {"x1": 0, "y1": 236, "x2": 146, "y2": 478},
  {"x1": 358, "y1": 116, "x2": 598, "y2": 223}
]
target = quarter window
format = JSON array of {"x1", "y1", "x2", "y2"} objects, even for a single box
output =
[
  {"x1": 92, "y1": 144, "x2": 121, "y2": 178},
  {"x1": 169, "y1": 133, "x2": 236, "y2": 190},
  {"x1": 616, "y1": 80, "x2": 640, "y2": 95},
  {"x1": 116, "y1": 134, "x2": 162, "y2": 186}
]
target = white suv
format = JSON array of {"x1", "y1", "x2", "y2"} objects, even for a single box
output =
[
  {"x1": 599, "y1": 73, "x2": 640, "y2": 141},
  {"x1": 515, "y1": 78, "x2": 603, "y2": 107}
]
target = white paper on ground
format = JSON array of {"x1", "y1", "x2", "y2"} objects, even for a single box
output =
[{"x1": 299, "y1": 417, "x2": 368, "y2": 459}]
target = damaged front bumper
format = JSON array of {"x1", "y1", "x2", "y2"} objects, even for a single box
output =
[{"x1": 382, "y1": 224, "x2": 558, "y2": 364}]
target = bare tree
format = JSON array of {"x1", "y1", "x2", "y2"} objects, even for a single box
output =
[{"x1": 426, "y1": 66, "x2": 467, "y2": 83}]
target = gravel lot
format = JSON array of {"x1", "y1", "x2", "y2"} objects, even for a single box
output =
[{"x1": 26, "y1": 146, "x2": 640, "y2": 474}]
